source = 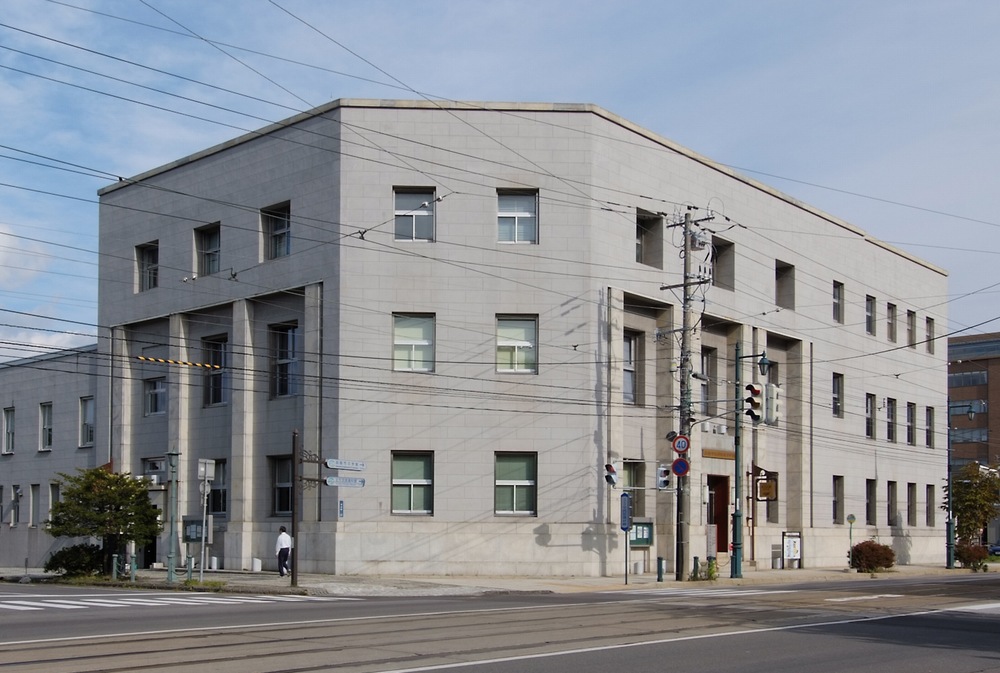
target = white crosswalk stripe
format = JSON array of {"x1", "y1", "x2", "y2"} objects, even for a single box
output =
[
  {"x1": 0, "y1": 594, "x2": 359, "y2": 612},
  {"x1": 605, "y1": 587, "x2": 798, "y2": 598}
]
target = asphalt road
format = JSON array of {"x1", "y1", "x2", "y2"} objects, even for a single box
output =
[{"x1": 1, "y1": 575, "x2": 999, "y2": 672}]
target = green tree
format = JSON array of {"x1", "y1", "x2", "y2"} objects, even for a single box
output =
[
  {"x1": 47, "y1": 468, "x2": 162, "y2": 575},
  {"x1": 946, "y1": 462, "x2": 1000, "y2": 546}
]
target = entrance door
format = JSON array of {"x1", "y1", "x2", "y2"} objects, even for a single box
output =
[{"x1": 707, "y1": 475, "x2": 730, "y2": 555}]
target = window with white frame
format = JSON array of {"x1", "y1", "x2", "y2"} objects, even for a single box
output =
[
  {"x1": 832, "y1": 281, "x2": 845, "y2": 323},
  {"x1": 391, "y1": 452, "x2": 433, "y2": 514},
  {"x1": 906, "y1": 310, "x2": 917, "y2": 348},
  {"x1": 906, "y1": 402, "x2": 916, "y2": 445},
  {"x1": 865, "y1": 393, "x2": 876, "y2": 439},
  {"x1": 262, "y1": 202, "x2": 291, "y2": 259},
  {"x1": 699, "y1": 347, "x2": 716, "y2": 417},
  {"x1": 10, "y1": 484, "x2": 20, "y2": 525},
  {"x1": 2, "y1": 407, "x2": 12, "y2": 454},
  {"x1": 144, "y1": 378, "x2": 166, "y2": 415},
  {"x1": 270, "y1": 323, "x2": 299, "y2": 397},
  {"x1": 494, "y1": 452, "x2": 537, "y2": 515},
  {"x1": 887, "y1": 302, "x2": 897, "y2": 342},
  {"x1": 39, "y1": 402, "x2": 53, "y2": 450},
  {"x1": 832, "y1": 373, "x2": 844, "y2": 418},
  {"x1": 832, "y1": 475, "x2": 845, "y2": 524},
  {"x1": 623, "y1": 460, "x2": 645, "y2": 517},
  {"x1": 498, "y1": 191, "x2": 538, "y2": 244},
  {"x1": 865, "y1": 295, "x2": 876, "y2": 335},
  {"x1": 208, "y1": 460, "x2": 227, "y2": 516},
  {"x1": 496, "y1": 316, "x2": 537, "y2": 373},
  {"x1": 623, "y1": 332, "x2": 639, "y2": 405},
  {"x1": 29, "y1": 484, "x2": 39, "y2": 527},
  {"x1": 925, "y1": 406, "x2": 935, "y2": 448},
  {"x1": 272, "y1": 456, "x2": 292, "y2": 516},
  {"x1": 197, "y1": 223, "x2": 221, "y2": 276},
  {"x1": 394, "y1": 190, "x2": 435, "y2": 241},
  {"x1": 204, "y1": 336, "x2": 230, "y2": 405},
  {"x1": 48, "y1": 482, "x2": 60, "y2": 523},
  {"x1": 393, "y1": 314, "x2": 435, "y2": 372},
  {"x1": 79, "y1": 397, "x2": 95, "y2": 447},
  {"x1": 137, "y1": 242, "x2": 158, "y2": 291},
  {"x1": 886, "y1": 397, "x2": 897, "y2": 442},
  {"x1": 925, "y1": 317, "x2": 935, "y2": 353}
]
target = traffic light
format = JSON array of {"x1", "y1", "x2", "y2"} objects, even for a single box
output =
[
  {"x1": 656, "y1": 464, "x2": 671, "y2": 490},
  {"x1": 604, "y1": 463, "x2": 618, "y2": 487},
  {"x1": 764, "y1": 383, "x2": 782, "y2": 426},
  {"x1": 745, "y1": 383, "x2": 764, "y2": 424}
]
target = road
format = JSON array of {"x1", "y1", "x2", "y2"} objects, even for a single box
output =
[{"x1": 1, "y1": 576, "x2": 999, "y2": 672}]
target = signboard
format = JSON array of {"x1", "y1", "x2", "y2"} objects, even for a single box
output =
[
  {"x1": 753, "y1": 464, "x2": 778, "y2": 502},
  {"x1": 325, "y1": 476, "x2": 366, "y2": 488},
  {"x1": 325, "y1": 458, "x2": 367, "y2": 471},
  {"x1": 629, "y1": 520, "x2": 653, "y2": 547},
  {"x1": 671, "y1": 457, "x2": 690, "y2": 477},
  {"x1": 671, "y1": 434, "x2": 690, "y2": 453},
  {"x1": 620, "y1": 492, "x2": 632, "y2": 532}
]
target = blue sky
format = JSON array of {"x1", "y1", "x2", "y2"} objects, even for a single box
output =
[{"x1": 2, "y1": 0, "x2": 1000, "y2": 360}]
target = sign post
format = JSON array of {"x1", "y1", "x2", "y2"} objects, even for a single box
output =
[{"x1": 620, "y1": 492, "x2": 632, "y2": 585}]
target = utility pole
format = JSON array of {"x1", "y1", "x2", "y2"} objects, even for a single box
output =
[{"x1": 675, "y1": 211, "x2": 693, "y2": 581}]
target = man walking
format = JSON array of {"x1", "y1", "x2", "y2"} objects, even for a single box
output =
[{"x1": 275, "y1": 526, "x2": 291, "y2": 577}]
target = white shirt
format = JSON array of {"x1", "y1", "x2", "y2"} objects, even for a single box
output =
[{"x1": 275, "y1": 531, "x2": 292, "y2": 555}]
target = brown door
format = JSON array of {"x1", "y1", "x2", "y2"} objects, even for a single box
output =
[{"x1": 707, "y1": 475, "x2": 730, "y2": 556}]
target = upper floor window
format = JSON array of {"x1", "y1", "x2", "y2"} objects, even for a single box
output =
[
  {"x1": 865, "y1": 295, "x2": 876, "y2": 335},
  {"x1": 832, "y1": 373, "x2": 844, "y2": 417},
  {"x1": 144, "y1": 378, "x2": 167, "y2": 415},
  {"x1": 886, "y1": 397, "x2": 897, "y2": 443},
  {"x1": 394, "y1": 189, "x2": 435, "y2": 242},
  {"x1": 906, "y1": 310, "x2": 917, "y2": 348},
  {"x1": 948, "y1": 370, "x2": 988, "y2": 388},
  {"x1": 39, "y1": 402, "x2": 53, "y2": 451},
  {"x1": 887, "y1": 303, "x2": 897, "y2": 342},
  {"x1": 925, "y1": 406, "x2": 935, "y2": 448},
  {"x1": 208, "y1": 460, "x2": 227, "y2": 516},
  {"x1": 865, "y1": 393, "x2": 876, "y2": 439},
  {"x1": 711, "y1": 237, "x2": 735, "y2": 290},
  {"x1": 925, "y1": 317, "x2": 935, "y2": 354},
  {"x1": 775, "y1": 260, "x2": 795, "y2": 309},
  {"x1": 2, "y1": 407, "x2": 13, "y2": 454},
  {"x1": 204, "y1": 336, "x2": 230, "y2": 406},
  {"x1": 137, "y1": 241, "x2": 158, "y2": 291},
  {"x1": 270, "y1": 323, "x2": 299, "y2": 397},
  {"x1": 623, "y1": 332, "x2": 639, "y2": 405},
  {"x1": 496, "y1": 316, "x2": 537, "y2": 374},
  {"x1": 393, "y1": 314, "x2": 435, "y2": 372},
  {"x1": 498, "y1": 191, "x2": 538, "y2": 244},
  {"x1": 832, "y1": 281, "x2": 845, "y2": 323},
  {"x1": 906, "y1": 402, "x2": 916, "y2": 445},
  {"x1": 262, "y1": 202, "x2": 291, "y2": 259},
  {"x1": 79, "y1": 397, "x2": 95, "y2": 447},
  {"x1": 196, "y1": 223, "x2": 221, "y2": 276},
  {"x1": 635, "y1": 209, "x2": 663, "y2": 268}
]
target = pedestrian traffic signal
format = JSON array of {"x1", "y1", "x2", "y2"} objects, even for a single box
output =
[
  {"x1": 604, "y1": 463, "x2": 618, "y2": 487},
  {"x1": 656, "y1": 464, "x2": 671, "y2": 490},
  {"x1": 745, "y1": 383, "x2": 764, "y2": 424}
]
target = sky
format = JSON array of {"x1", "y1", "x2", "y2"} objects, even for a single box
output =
[{"x1": 2, "y1": 0, "x2": 1000, "y2": 361}]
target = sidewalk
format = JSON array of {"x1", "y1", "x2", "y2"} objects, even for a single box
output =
[{"x1": 2, "y1": 562, "x2": 986, "y2": 597}]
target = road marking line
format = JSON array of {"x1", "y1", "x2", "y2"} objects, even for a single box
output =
[{"x1": 825, "y1": 594, "x2": 903, "y2": 602}]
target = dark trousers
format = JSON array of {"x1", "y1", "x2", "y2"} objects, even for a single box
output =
[{"x1": 277, "y1": 547, "x2": 290, "y2": 576}]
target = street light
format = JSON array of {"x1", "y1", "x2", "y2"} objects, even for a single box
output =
[
  {"x1": 947, "y1": 401, "x2": 977, "y2": 569},
  {"x1": 733, "y1": 341, "x2": 770, "y2": 579}
]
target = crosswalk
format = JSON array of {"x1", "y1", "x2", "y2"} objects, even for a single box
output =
[
  {"x1": 0, "y1": 593, "x2": 359, "y2": 612},
  {"x1": 605, "y1": 587, "x2": 798, "y2": 599}
]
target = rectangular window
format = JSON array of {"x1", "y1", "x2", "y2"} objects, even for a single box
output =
[
  {"x1": 137, "y1": 241, "x2": 158, "y2": 291},
  {"x1": 711, "y1": 238, "x2": 735, "y2": 290},
  {"x1": 39, "y1": 402, "x2": 53, "y2": 450},
  {"x1": 775, "y1": 260, "x2": 795, "y2": 309},
  {"x1": 208, "y1": 460, "x2": 227, "y2": 516},
  {"x1": 10, "y1": 485, "x2": 20, "y2": 525},
  {"x1": 270, "y1": 323, "x2": 300, "y2": 397},
  {"x1": 498, "y1": 191, "x2": 538, "y2": 244},
  {"x1": 2, "y1": 407, "x2": 13, "y2": 454},
  {"x1": 197, "y1": 223, "x2": 221, "y2": 276},
  {"x1": 79, "y1": 397, "x2": 95, "y2": 447},
  {"x1": 394, "y1": 189, "x2": 435, "y2": 241},
  {"x1": 906, "y1": 310, "x2": 917, "y2": 348},
  {"x1": 865, "y1": 295, "x2": 876, "y2": 335},
  {"x1": 48, "y1": 482, "x2": 60, "y2": 523},
  {"x1": 925, "y1": 406, "x2": 935, "y2": 448},
  {"x1": 699, "y1": 347, "x2": 716, "y2": 417},
  {"x1": 907, "y1": 482, "x2": 917, "y2": 527},
  {"x1": 948, "y1": 370, "x2": 988, "y2": 388},
  {"x1": 263, "y1": 202, "x2": 291, "y2": 259},
  {"x1": 494, "y1": 452, "x2": 537, "y2": 515},
  {"x1": 866, "y1": 479, "x2": 877, "y2": 526},
  {"x1": 950, "y1": 399, "x2": 987, "y2": 416},
  {"x1": 635, "y1": 209, "x2": 663, "y2": 268},
  {"x1": 272, "y1": 456, "x2": 292, "y2": 516},
  {"x1": 29, "y1": 484, "x2": 39, "y2": 527},
  {"x1": 624, "y1": 332, "x2": 639, "y2": 405},
  {"x1": 865, "y1": 393, "x2": 876, "y2": 439},
  {"x1": 393, "y1": 314, "x2": 435, "y2": 372},
  {"x1": 832, "y1": 373, "x2": 844, "y2": 418},
  {"x1": 623, "y1": 461, "x2": 645, "y2": 517},
  {"x1": 906, "y1": 402, "x2": 916, "y2": 445},
  {"x1": 144, "y1": 378, "x2": 167, "y2": 415},
  {"x1": 496, "y1": 315, "x2": 538, "y2": 373},
  {"x1": 832, "y1": 281, "x2": 844, "y2": 323},
  {"x1": 951, "y1": 427, "x2": 989, "y2": 444},
  {"x1": 925, "y1": 484, "x2": 935, "y2": 526},
  {"x1": 887, "y1": 481, "x2": 898, "y2": 527},
  {"x1": 887, "y1": 303, "x2": 897, "y2": 342},
  {"x1": 391, "y1": 452, "x2": 433, "y2": 514},
  {"x1": 886, "y1": 398, "x2": 897, "y2": 443},
  {"x1": 925, "y1": 317, "x2": 935, "y2": 353},
  {"x1": 832, "y1": 475, "x2": 845, "y2": 524},
  {"x1": 204, "y1": 336, "x2": 229, "y2": 406}
]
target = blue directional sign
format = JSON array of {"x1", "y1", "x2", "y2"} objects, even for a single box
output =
[{"x1": 620, "y1": 492, "x2": 632, "y2": 532}]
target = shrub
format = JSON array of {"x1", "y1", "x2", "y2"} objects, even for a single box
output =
[
  {"x1": 955, "y1": 541, "x2": 988, "y2": 571},
  {"x1": 44, "y1": 543, "x2": 103, "y2": 577},
  {"x1": 850, "y1": 539, "x2": 895, "y2": 572}
]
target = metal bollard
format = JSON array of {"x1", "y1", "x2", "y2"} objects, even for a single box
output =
[
  {"x1": 112, "y1": 554, "x2": 118, "y2": 580},
  {"x1": 692, "y1": 556, "x2": 700, "y2": 580},
  {"x1": 130, "y1": 555, "x2": 137, "y2": 582},
  {"x1": 186, "y1": 556, "x2": 194, "y2": 581},
  {"x1": 657, "y1": 556, "x2": 664, "y2": 582}
]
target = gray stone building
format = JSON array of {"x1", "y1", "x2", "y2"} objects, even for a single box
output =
[{"x1": 1, "y1": 100, "x2": 949, "y2": 575}]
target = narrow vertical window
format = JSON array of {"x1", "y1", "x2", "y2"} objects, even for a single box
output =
[
  {"x1": 832, "y1": 373, "x2": 844, "y2": 418},
  {"x1": 925, "y1": 317, "x2": 935, "y2": 354},
  {"x1": 775, "y1": 260, "x2": 795, "y2": 309},
  {"x1": 39, "y1": 402, "x2": 53, "y2": 450},
  {"x1": 263, "y1": 202, "x2": 291, "y2": 259},
  {"x1": 887, "y1": 481, "x2": 898, "y2": 527},
  {"x1": 391, "y1": 452, "x2": 434, "y2": 514},
  {"x1": 204, "y1": 336, "x2": 230, "y2": 405},
  {"x1": 270, "y1": 323, "x2": 299, "y2": 397},
  {"x1": 48, "y1": 482, "x2": 60, "y2": 523},
  {"x1": 711, "y1": 238, "x2": 735, "y2": 290},
  {"x1": 394, "y1": 189, "x2": 435, "y2": 241},
  {"x1": 906, "y1": 402, "x2": 916, "y2": 445},
  {"x1": 832, "y1": 475, "x2": 845, "y2": 524},
  {"x1": 494, "y1": 452, "x2": 537, "y2": 515},
  {"x1": 886, "y1": 398, "x2": 897, "y2": 443},
  {"x1": 496, "y1": 316, "x2": 538, "y2": 373},
  {"x1": 866, "y1": 479, "x2": 877, "y2": 526},
  {"x1": 144, "y1": 378, "x2": 166, "y2": 415},
  {"x1": 865, "y1": 295, "x2": 876, "y2": 335},
  {"x1": 137, "y1": 242, "x2": 159, "y2": 291},
  {"x1": 623, "y1": 332, "x2": 639, "y2": 405},
  {"x1": 197, "y1": 223, "x2": 221, "y2": 276},
  {"x1": 907, "y1": 482, "x2": 917, "y2": 527},
  {"x1": 29, "y1": 484, "x2": 40, "y2": 527},
  {"x1": 865, "y1": 393, "x2": 876, "y2": 439},
  {"x1": 393, "y1": 314, "x2": 435, "y2": 372},
  {"x1": 498, "y1": 191, "x2": 538, "y2": 244},
  {"x1": 2, "y1": 407, "x2": 13, "y2": 454},
  {"x1": 925, "y1": 406, "x2": 935, "y2": 448},
  {"x1": 906, "y1": 310, "x2": 917, "y2": 348},
  {"x1": 635, "y1": 209, "x2": 663, "y2": 268},
  {"x1": 79, "y1": 397, "x2": 95, "y2": 447},
  {"x1": 832, "y1": 281, "x2": 844, "y2": 323},
  {"x1": 272, "y1": 456, "x2": 293, "y2": 516},
  {"x1": 887, "y1": 303, "x2": 897, "y2": 342},
  {"x1": 925, "y1": 485, "x2": 935, "y2": 526},
  {"x1": 208, "y1": 460, "x2": 227, "y2": 516},
  {"x1": 11, "y1": 485, "x2": 21, "y2": 525}
]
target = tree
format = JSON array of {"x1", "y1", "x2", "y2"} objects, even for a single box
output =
[
  {"x1": 47, "y1": 468, "x2": 162, "y2": 575},
  {"x1": 946, "y1": 462, "x2": 1000, "y2": 546}
]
